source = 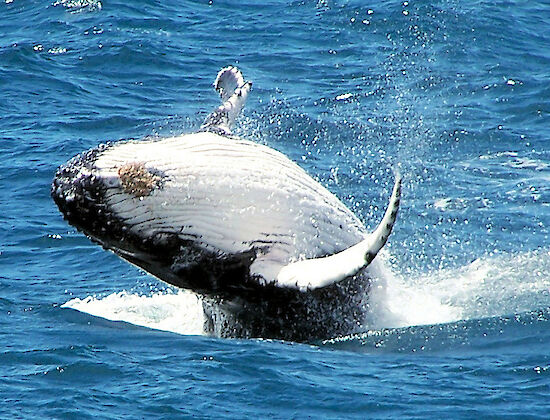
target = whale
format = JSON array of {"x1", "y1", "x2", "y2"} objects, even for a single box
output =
[{"x1": 52, "y1": 67, "x2": 401, "y2": 342}]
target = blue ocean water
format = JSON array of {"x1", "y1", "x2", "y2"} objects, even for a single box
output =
[{"x1": 1, "y1": 0, "x2": 550, "y2": 417}]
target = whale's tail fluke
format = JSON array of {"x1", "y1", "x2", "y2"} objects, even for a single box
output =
[
  {"x1": 275, "y1": 173, "x2": 402, "y2": 291},
  {"x1": 200, "y1": 66, "x2": 252, "y2": 136}
]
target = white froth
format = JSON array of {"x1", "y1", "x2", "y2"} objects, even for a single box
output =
[
  {"x1": 62, "y1": 290, "x2": 206, "y2": 336},
  {"x1": 368, "y1": 249, "x2": 550, "y2": 330}
]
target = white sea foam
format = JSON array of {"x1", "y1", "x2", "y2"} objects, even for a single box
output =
[
  {"x1": 62, "y1": 250, "x2": 550, "y2": 336},
  {"x1": 62, "y1": 290, "x2": 205, "y2": 335},
  {"x1": 369, "y1": 249, "x2": 550, "y2": 329}
]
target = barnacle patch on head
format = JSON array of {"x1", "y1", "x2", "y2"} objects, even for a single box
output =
[{"x1": 117, "y1": 162, "x2": 163, "y2": 197}]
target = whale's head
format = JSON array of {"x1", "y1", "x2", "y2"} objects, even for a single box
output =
[
  {"x1": 52, "y1": 144, "x2": 164, "y2": 235},
  {"x1": 51, "y1": 138, "x2": 266, "y2": 297}
]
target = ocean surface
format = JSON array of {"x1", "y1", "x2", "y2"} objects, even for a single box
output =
[{"x1": 2, "y1": 0, "x2": 550, "y2": 417}]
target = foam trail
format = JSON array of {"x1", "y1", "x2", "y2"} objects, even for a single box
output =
[{"x1": 63, "y1": 290, "x2": 206, "y2": 336}]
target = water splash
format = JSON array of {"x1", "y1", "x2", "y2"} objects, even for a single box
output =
[
  {"x1": 369, "y1": 248, "x2": 550, "y2": 330},
  {"x1": 52, "y1": 0, "x2": 102, "y2": 13}
]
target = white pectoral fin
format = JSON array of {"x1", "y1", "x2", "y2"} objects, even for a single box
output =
[{"x1": 276, "y1": 173, "x2": 402, "y2": 291}]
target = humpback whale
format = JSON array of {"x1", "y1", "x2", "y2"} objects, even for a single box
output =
[{"x1": 52, "y1": 67, "x2": 401, "y2": 342}]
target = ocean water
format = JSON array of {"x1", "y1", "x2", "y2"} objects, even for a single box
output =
[{"x1": 2, "y1": 0, "x2": 550, "y2": 417}]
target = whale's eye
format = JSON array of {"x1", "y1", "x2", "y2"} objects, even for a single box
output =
[{"x1": 117, "y1": 162, "x2": 162, "y2": 198}]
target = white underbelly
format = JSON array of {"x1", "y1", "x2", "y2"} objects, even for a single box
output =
[{"x1": 93, "y1": 132, "x2": 367, "y2": 279}]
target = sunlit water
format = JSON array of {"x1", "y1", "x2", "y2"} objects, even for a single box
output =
[{"x1": 1, "y1": 0, "x2": 549, "y2": 418}]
